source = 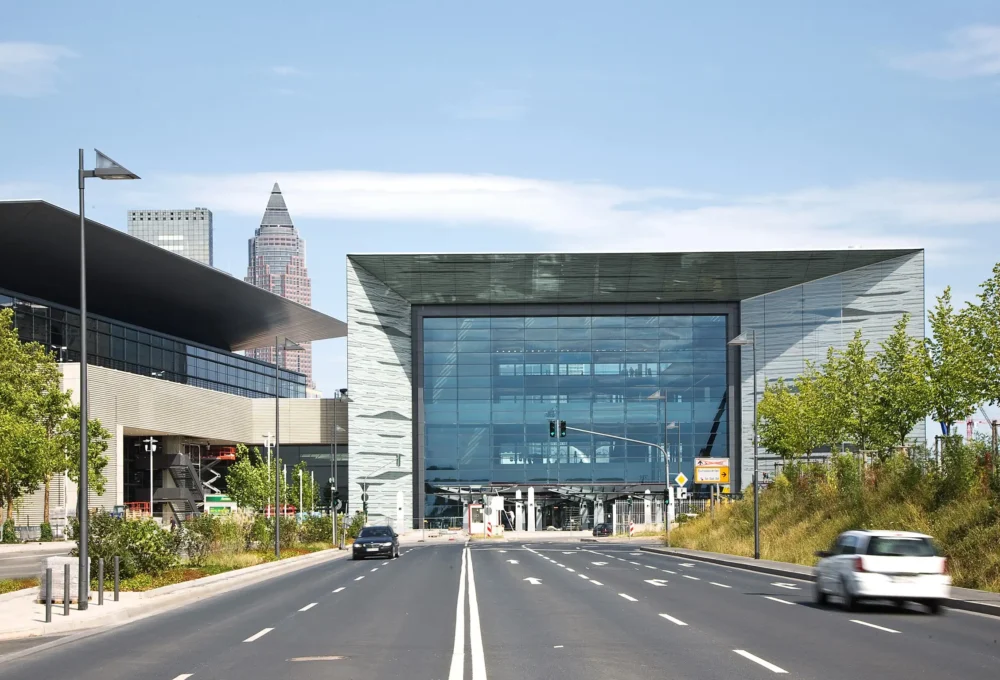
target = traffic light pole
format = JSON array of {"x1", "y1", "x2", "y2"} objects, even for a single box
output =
[{"x1": 561, "y1": 424, "x2": 672, "y2": 547}]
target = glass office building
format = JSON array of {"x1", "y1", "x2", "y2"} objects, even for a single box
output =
[
  {"x1": 346, "y1": 251, "x2": 925, "y2": 530},
  {"x1": 2, "y1": 288, "x2": 306, "y2": 399},
  {"x1": 422, "y1": 314, "x2": 728, "y2": 511}
]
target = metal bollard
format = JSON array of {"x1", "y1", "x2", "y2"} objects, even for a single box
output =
[
  {"x1": 98, "y1": 558, "x2": 104, "y2": 605},
  {"x1": 63, "y1": 563, "x2": 70, "y2": 616},
  {"x1": 45, "y1": 568, "x2": 53, "y2": 623},
  {"x1": 113, "y1": 556, "x2": 120, "y2": 601}
]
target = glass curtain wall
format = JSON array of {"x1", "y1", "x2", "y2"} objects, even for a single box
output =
[
  {"x1": 1, "y1": 289, "x2": 306, "y2": 398},
  {"x1": 423, "y1": 315, "x2": 729, "y2": 515}
]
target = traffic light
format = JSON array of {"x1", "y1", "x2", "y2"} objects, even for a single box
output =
[
  {"x1": 549, "y1": 420, "x2": 557, "y2": 438},
  {"x1": 559, "y1": 420, "x2": 567, "y2": 438}
]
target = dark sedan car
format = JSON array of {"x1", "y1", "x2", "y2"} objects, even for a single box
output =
[
  {"x1": 352, "y1": 526, "x2": 400, "y2": 560},
  {"x1": 593, "y1": 523, "x2": 613, "y2": 537}
]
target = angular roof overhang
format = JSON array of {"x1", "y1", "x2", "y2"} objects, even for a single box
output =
[
  {"x1": 0, "y1": 201, "x2": 345, "y2": 351},
  {"x1": 349, "y1": 250, "x2": 921, "y2": 305}
]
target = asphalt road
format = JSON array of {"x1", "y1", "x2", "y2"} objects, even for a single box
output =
[
  {"x1": 0, "y1": 545, "x2": 71, "y2": 580},
  {"x1": 2, "y1": 540, "x2": 999, "y2": 679}
]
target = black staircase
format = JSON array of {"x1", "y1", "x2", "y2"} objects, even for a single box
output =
[{"x1": 153, "y1": 454, "x2": 205, "y2": 521}]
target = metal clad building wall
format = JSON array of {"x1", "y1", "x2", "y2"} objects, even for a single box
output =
[
  {"x1": 739, "y1": 251, "x2": 926, "y2": 486},
  {"x1": 250, "y1": 398, "x2": 346, "y2": 446},
  {"x1": 347, "y1": 259, "x2": 413, "y2": 529}
]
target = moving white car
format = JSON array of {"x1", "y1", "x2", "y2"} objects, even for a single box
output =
[{"x1": 814, "y1": 530, "x2": 951, "y2": 614}]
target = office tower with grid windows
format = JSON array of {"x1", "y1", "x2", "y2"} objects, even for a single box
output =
[
  {"x1": 127, "y1": 208, "x2": 213, "y2": 266},
  {"x1": 245, "y1": 183, "x2": 315, "y2": 389}
]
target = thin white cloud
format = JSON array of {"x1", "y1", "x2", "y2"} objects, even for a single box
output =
[
  {"x1": 133, "y1": 171, "x2": 1000, "y2": 258},
  {"x1": 0, "y1": 42, "x2": 76, "y2": 97},
  {"x1": 448, "y1": 87, "x2": 528, "y2": 121},
  {"x1": 269, "y1": 65, "x2": 303, "y2": 77},
  {"x1": 890, "y1": 24, "x2": 1000, "y2": 79}
]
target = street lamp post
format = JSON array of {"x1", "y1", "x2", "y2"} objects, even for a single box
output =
[
  {"x1": 77, "y1": 149, "x2": 139, "y2": 609},
  {"x1": 143, "y1": 437, "x2": 157, "y2": 519},
  {"x1": 273, "y1": 337, "x2": 303, "y2": 558},
  {"x1": 728, "y1": 329, "x2": 759, "y2": 560},
  {"x1": 332, "y1": 389, "x2": 350, "y2": 548}
]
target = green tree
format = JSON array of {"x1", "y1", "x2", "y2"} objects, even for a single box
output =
[
  {"x1": 967, "y1": 261, "x2": 1000, "y2": 407},
  {"x1": 824, "y1": 329, "x2": 893, "y2": 455},
  {"x1": 224, "y1": 444, "x2": 271, "y2": 511},
  {"x1": 757, "y1": 379, "x2": 798, "y2": 460},
  {"x1": 874, "y1": 314, "x2": 932, "y2": 450},
  {"x1": 926, "y1": 288, "x2": 983, "y2": 435},
  {"x1": 0, "y1": 309, "x2": 49, "y2": 527}
]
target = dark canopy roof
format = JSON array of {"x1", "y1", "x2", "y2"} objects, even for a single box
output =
[
  {"x1": 0, "y1": 201, "x2": 345, "y2": 351},
  {"x1": 349, "y1": 250, "x2": 921, "y2": 304}
]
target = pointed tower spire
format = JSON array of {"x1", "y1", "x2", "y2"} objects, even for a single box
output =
[{"x1": 261, "y1": 181, "x2": 292, "y2": 226}]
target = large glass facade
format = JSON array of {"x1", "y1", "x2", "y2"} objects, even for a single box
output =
[
  {"x1": 1, "y1": 288, "x2": 306, "y2": 399},
  {"x1": 422, "y1": 314, "x2": 729, "y2": 516}
]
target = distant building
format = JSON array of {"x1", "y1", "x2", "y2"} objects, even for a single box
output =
[
  {"x1": 128, "y1": 208, "x2": 213, "y2": 266},
  {"x1": 245, "y1": 183, "x2": 314, "y2": 388}
]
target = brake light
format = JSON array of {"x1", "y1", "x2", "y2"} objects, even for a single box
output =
[{"x1": 853, "y1": 556, "x2": 867, "y2": 572}]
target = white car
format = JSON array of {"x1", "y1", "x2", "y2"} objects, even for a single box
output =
[{"x1": 814, "y1": 530, "x2": 951, "y2": 614}]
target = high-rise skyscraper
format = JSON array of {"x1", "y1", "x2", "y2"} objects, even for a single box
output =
[
  {"x1": 127, "y1": 208, "x2": 213, "y2": 265},
  {"x1": 245, "y1": 183, "x2": 314, "y2": 389}
]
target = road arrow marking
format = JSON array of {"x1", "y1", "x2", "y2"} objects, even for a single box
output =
[
  {"x1": 524, "y1": 577, "x2": 542, "y2": 585},
  {"x1": 771, "y1": 582, "x2": 800, "y2": 590},
  {"x1": 507, "y1": 559, "x2": 520, "y2": 564},
  {"x1": 679, "y1": 562, "x2": 695, "y2": 567},
  {"x1": 644, "y1": 579, "x2": 669, "y2": 587}
]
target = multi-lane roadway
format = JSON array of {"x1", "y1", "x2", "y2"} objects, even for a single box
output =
[{"x1": 1, "y1": 540, "x2": 998, "y2": 679}]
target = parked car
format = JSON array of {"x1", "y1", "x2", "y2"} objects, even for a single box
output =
[
  {"x1": 814, "y1": 530, "x2": 951, "y2": 613},
  {"x1": 592, "y1": 523, "x2": 613, "y2": 537},
  {"x1": 352, "y1": 526, "x2": 400, "y2": 560}
]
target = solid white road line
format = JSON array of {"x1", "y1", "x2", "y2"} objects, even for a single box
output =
[
  {"x1": 333, "y1": 587, "x2": 345, "y2": 593},
  {"x1": 355, "y1": 576, "x2": 365, "y2": 581},
  {"x1": 658, "y1": 613, "x2": 688, "y2": 626},
  {"x1": 619, "y1": 593, "x2": 638, "y2": 602},
  {"x1": 243, "y1": 628, "x2": 273, "y2": 643},
  {"x1": 682, "y1": 575, "x2": 700, "y2": 581},
  {"x1": 764, "y1": 596, "x2": 795, "y2": 605},
  {"x1": 467, "y1": 549, "x2": 488, "y2": 680},
  {"x1": 850, "y1": 620, "x2": 901, "y2": 634},
  {"x1": 447, "y1": 547, "x2": 468, "y2": 680},
  {"x1": 298, "y1": 602, "x2": 318, "y2": 612},
  {"x1": 734, "y1": 650, "x2": 788, "y2": 674},
  {"x1": 171, "y1": 675, "x2": 193, "y2": 680},
  {"x1": 710, "y1": 582, "x2": 731, "y2": 588}
]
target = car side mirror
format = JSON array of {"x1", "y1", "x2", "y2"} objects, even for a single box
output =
[{"x1": 815, "y1": 550, "x2": 831, "y2": 558}]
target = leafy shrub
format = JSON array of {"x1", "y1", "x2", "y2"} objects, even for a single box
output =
[
  {"x1": 1, "y1": 521, "x2": 18, "y2": 543},
  {"x1": 298, "y1": 515, "x2": 332, "y2": 544},
  {"x1": 249, "y1": 515, "x2": 272, "y2": 550},
  {"x1": 345, "y1": 512, "x2": 365, "y2": 540},
  {"x1": 39, "y1": 522, "x2": 53, "y2": 542},
  {"x1": 70, "y1": 511, "x2": 180, "y2": 578}
]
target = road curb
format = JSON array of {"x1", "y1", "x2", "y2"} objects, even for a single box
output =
[{"x1": 639, "y1": 546, "x2": 1000, "y2": 618}]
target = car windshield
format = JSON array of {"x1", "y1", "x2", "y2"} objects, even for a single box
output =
[
  {"x1": 358, "y1": 527, "x2": 392, "y2": 538},
  {"x1": 866, "y1": 537, "x2": 937, "y2": 557}
]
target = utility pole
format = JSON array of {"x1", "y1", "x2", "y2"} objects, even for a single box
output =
[{"x1": 143, "y1": 437, "x2": 157, "y2": 519}]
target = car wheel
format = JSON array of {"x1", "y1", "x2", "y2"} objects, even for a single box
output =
[
  {"x1": 927, "y1": 599, "x2": 945, "y2": 615},
  {"x1": 840, "y1": 577, "x2": 858, "y2": 612},
  {"x1": 814, "y1": 581, "x2": 828, "y2": 607},
  {"x1": 352, "y1": 554, "x2": 361, "y2": 561}
]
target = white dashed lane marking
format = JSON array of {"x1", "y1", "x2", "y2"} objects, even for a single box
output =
[
  {"x1": 734, "y1": 650, "x2": 788, "y2": 674},
  {"x1": 658, "y1": 613, "x2": 688, "y2": 626},
  {"x1": 243, "y1": 628, "x2": 273, "y2": 643},
  {"x1": 710, "y1": 582, "x2": 731, "y2": 588},
  {"x1": 619, "y1": 593, "x2": 638, "y2": 602},
  {"x1": 682, "y1": 575, "x2": 700, "y2": 581},
  {"x1": 851, "y1": 620, "x2": 900, "y2": 634},
  {"x1": 333, "y1": 587, "x2": 345, "y2": 593},
  {"x1": 763, "y1": 596, "x2": 795, "y2": 605}
]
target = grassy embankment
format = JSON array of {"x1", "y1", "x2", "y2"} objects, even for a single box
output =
[
  {"x1": 0, "y1": 578, "x2": 39, "y2": 595},
  {"x1": 670, "y1": 452, "x2": 1000, "y2": 593}
]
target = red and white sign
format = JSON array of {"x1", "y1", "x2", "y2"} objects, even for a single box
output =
[
  {"x1": 628, "y1": 521, "x2": 635, "y2": 537},
  {"x1": 486, "y1": 521, "x2": 493, "y2": 537}
]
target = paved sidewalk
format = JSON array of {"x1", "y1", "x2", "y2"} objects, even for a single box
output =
[
  {"x1": 641, "y1": 545, "x2": 1000, "y2": 617},
  {"x1": 0, "y1": 548, "x2": 349, "y2": 641}
]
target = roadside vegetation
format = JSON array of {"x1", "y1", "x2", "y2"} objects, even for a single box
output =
[
  {"x1": 68, "y1": 510, "x2": 367, "y2": 592},
  {"x1": 671, "y1": 441, "x2": 1000, "y2": 593},
  {"x1": 0, "y1": 577, "x2": 39, "y2": 595},
  {"x1": 672, "y1": 262, "x2": 1000, "y2": 593}
]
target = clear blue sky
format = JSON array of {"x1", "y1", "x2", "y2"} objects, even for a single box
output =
[{"x1": 2, "y1": 1, "x2": 999, "y2": 420}]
